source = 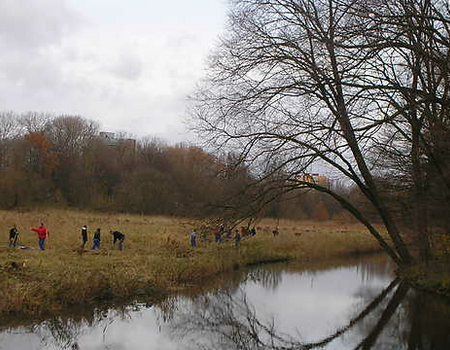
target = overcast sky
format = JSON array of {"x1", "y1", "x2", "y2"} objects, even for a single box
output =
[{"x1": 0, "y1": 0, "x2": 228, "y2": 142}]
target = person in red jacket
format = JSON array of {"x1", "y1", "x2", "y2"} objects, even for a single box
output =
[{"x1": 31, "y1": 223, "x2": 49, "y2": 250}]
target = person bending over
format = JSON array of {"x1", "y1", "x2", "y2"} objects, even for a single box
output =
[{"x1": 110, "y1": 230, "x2": 125, "y2": 250}]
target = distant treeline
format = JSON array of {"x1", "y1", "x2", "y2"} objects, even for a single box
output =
[{"x1": 0, "y1": 112, "x2": 346, "y2": 220}]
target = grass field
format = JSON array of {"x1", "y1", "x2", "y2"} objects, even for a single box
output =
[{"x1": 0, "y1": 209, "x2": 381, "y2": 317}]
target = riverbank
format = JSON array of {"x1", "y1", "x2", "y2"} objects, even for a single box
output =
[
  {"x1": 398, "y1": 258, "x2": 450, "y2": 298},
  {"x1": 0, "y1": 210, "x2": 380, "y2": 318},
  {"x1": 396, "y1": 232, "x2": 450, "y2": 298}
]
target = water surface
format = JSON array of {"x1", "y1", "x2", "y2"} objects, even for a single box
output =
[{"x1": 1, "y1": 255, "x2": 449, "y2": 349}]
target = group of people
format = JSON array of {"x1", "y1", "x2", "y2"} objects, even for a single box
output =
[
  {"x1": 8, "y1": 221, "x2": 262, "y2": 252},
  {"x1": 7, "y1": 223, "x2": 126, "y2": 251},
  {"x1": 80, "y1": 226, "x2": 102, "y2": 250},
  {"x1": 8, "y1": 223, "x2": 50, "y2": 250},
  {"x1": 80, "y1": 226, "x2": 126, "y2": 250},
  {"x1": 190, "y1": 225, "x2": 257, "y2": 248}
]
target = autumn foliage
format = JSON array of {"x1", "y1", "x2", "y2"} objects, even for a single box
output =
[{"x1": 24, "y1": 132, "x2": 59, "y2": 175}]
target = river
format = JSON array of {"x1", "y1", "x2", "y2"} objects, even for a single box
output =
[{"x1": 1, "y1": 254, "x2": 450, "y2": 349}]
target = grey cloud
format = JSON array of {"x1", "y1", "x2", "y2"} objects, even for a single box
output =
[
  {"x1": 0, "y1": 0, "x2": 211, "y2": 144},
  {"x1": 0, "y1": 0, "x2": 83, "y2": 52},
  {"x1": 110, "y1": 52, "x2": 144, "y2": 81},
  {"x1": 164, "y1": 33, "x2": 198, "y2": 49},
  {"x1": 0, "y1": 0, "x2": 86, "y2": 95},
  {"x1": 0, "y1": 54, "x2": 62, "y2": 90}
]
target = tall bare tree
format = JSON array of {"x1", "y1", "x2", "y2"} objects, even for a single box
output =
[
  {"x1": 349, "y1": 0, "x2": 450, "y2": 261},
  {"x1": 0, "y1": 111, "x2": 22, "y2": 170},
  {"x1": 191, "y1": 0, "x2": 450, "y2": 265}
]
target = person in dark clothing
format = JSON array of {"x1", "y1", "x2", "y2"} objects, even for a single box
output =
[
  {"x1": 110, "y1": 230, "x2": 125, "y2": 250},
  {"x1": 92, "y1": 228, "x2": 101, "y2": 249},
  {"x1": 215, "y1": 230, "x2": 222, "y2": 243},
  {"x1": 190, "y1": 229, "x2": 197, "y2": 248},
  {"x1": 235, "y1": 229, "x2": 241, "y2": 247},
  {"x1": 250, "y1": 227, "x2": 256, "y2": 236},
  {"x1": 81, "y1": 225, "x2": 88, "y2": 249},
  {"x1": 9, "y1": 224, "x2": 19, "y2": 248}
]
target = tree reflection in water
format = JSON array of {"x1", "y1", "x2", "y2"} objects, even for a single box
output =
[
  {"x1": 0, "y1": 304, "x2": 142, "y2": 350},
  {"x1": 2, "y1": 259, "x2": 450, "y2": 349},
  {"x1": 168, "y1": 278, "x2": 450, "y2": 350}
]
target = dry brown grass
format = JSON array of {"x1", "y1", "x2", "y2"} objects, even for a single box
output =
[{"x1": 0, "y1": 210, "x2": 380, "y2": 317}]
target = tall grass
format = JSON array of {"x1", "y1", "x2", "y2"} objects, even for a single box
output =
[{"x1": 0, "y1": 210, "x2": 380, "y2": 317}]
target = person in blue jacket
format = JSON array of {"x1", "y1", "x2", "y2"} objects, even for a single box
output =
[{"x1": 92, "y1": 228, "x2": 101, "y2": 249}]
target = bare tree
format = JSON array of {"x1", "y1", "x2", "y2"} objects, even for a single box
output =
[
  {"x1": 367, "y1": 0, "x2": 450, "y2": 261},
  {"x1": 191, "y1": 0, "x2": 450, "y2": 265},
  {"x1": 0, "y1": 111, "x2": 22, "y2": 170},
  {"x1": 18, "y1": 111, "x2": 53, "y2": 133},
  {"x1": 46, "y1": 115, "x2": 99, "y2": 157},
  {"x1": 44, "y1": 115, "x2": 100, "y2": 205}
]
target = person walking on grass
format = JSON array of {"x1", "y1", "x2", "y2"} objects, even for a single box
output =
[
  {"x1": 92, "y1": 228, "x2": 101, "y2": 249},
  {"x1": 81, "y1": 225, "x2": 88, "y2": 249},
  {"x1": 215, "y1": 230, "x2": 222, "y2": 243},
  {"x1": 31, "y1": 223, "x2": 49, "y2": 250},
  {"x1": 9, "y1": 224, "x2": 19, "y2": 248},
  {"x1": 235, "y1": 229, "x2": 241, "y2": 247},
  {"x1": 110, "y1": 230, "x2": 125, "y2": 250},
  {"x1": 190, "y1": 229, "x2": 197, "y2": 248}
]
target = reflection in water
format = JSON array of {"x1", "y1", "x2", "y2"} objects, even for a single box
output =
[
  {"x1": 1, "y1": 256, "x2": 450, "y2": 349},
  {"x1": 247, "y1": 268, "x2": 283, "y2": 291},
  {"x1": 169, "y1": 279, "x2": 450, "y2": 350},
  {"x1": 167, "y1": 280, "x2": 401, "y2": 350},
  {"x1": 0, "y1": 305, "x2": 145, "y2": 350}
]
